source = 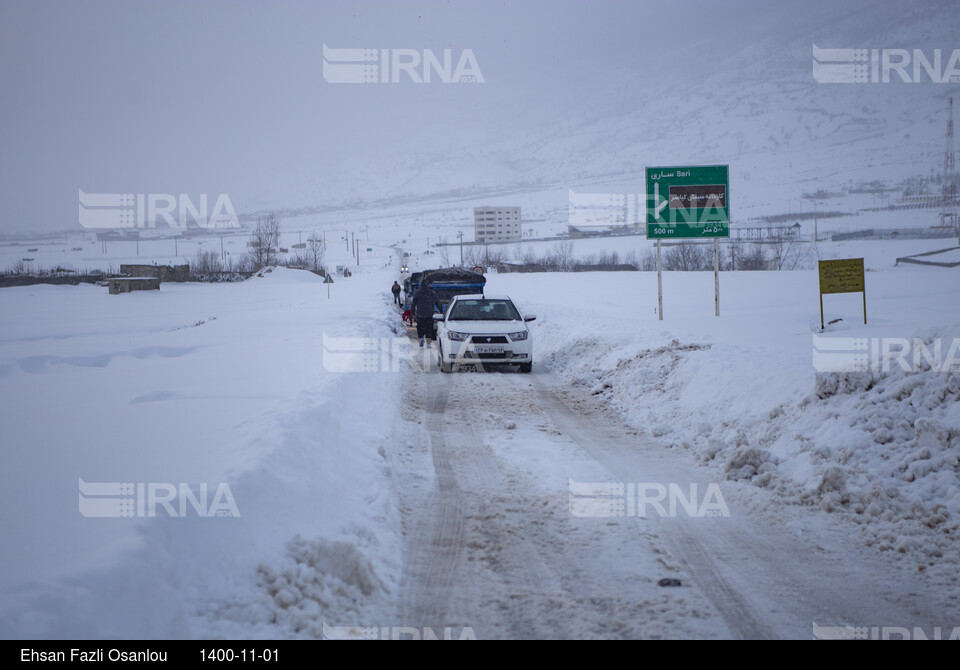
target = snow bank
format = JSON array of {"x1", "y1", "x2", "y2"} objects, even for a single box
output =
[
  {"x1": 0, "y1": 269, "x2": 407, "y2": 638},
  {"x1": 510, "y1": 270, "x2": 960, "y2": 596}
]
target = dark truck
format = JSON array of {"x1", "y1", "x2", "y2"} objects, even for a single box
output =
[{"x1": 404, "y1": 267, "x2": 487, "y2": 336}]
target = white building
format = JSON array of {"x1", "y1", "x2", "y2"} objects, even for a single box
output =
[{"x1": 474, "y1": 206, "x2": 521, "y2": 243}]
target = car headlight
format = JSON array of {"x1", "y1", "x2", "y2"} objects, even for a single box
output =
[
  {"x1": 508, "y1": 330, "x2": 528, "y2": 341},
  {"x1": 448, "y1": 331, "x2": 470, "y2": 341}
]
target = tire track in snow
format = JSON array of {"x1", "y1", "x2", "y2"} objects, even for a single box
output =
[
  {"x1": 431, "y1": 371, "x2": 567, "y2": 638},
  {"x1": 399, "y1": 369, "x2": 466, "y2": 629},
  {"x1": 399, "y1": 367, "x2": 558, "y2": 637},
  {"x1": 400, "y1": 367, "x2": 724, "y2": 638},
  {"x1": 529, "y1": 373, "x2": 952, "y2": 639},
  {"x1": 529, "y1": 374, "x2": 775, "y2": 640}
]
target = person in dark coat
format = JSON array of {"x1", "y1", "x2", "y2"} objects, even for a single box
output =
[
  {"x1": 411, "y1": 281, "x2": 441, "y2": 347},
  {"x1": 391, "y1": 281, "x2": 402, "y2": 306}
]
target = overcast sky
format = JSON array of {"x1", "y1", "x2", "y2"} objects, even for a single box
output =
[{"x1": 0, "y1": 0, "x2": 881, "y2": 234}]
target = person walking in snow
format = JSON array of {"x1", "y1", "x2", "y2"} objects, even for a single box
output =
[
  {"x1": 391, "y1": 280, "x2": 402, "y2": 306},
  {"x1": 411, "y1": 280, "x2": 441, "y2": 347}
]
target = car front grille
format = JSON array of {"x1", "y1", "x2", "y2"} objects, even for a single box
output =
[{"x1": 469, "y1": 336, "x2": 508, "y2": 344}]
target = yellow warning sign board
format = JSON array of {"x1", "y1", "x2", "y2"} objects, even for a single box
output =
[
  {"x1": 819, "y1": 258, "x2": 865, "y2": 294},
  {"x1": 818, "y1": 258, "x2": 866, "y2": 330}
]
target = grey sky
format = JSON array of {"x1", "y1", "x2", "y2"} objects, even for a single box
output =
[{"x1": 0, "y1": 0, "x2": 883, "y2": 233}]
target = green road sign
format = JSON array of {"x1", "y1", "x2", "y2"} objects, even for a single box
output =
[{"x1": 646, "y1": 165, "x2": 730, "y2": 239}]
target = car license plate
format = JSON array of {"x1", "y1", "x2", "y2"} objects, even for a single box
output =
[{"x1": 474, "y1": 345, "x2": 505, "y2": 354}]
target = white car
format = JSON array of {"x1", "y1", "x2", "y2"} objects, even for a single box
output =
[{"x1": 434, "y1": 294, "x2": 536, "y2": 372}]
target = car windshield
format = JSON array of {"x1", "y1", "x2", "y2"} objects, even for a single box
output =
[{"x1": 449, "y1": 299, "x2": 521, "y2": 321}]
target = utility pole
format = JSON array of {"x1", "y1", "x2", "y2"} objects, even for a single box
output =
[
  {"x1": 941, "y1": 97, "x2": 957, "y2": 243},
  {"x1": 813, "y1": 201, "x2": 819, "y2": 242},
  {"x1": 458, "y1": 232, "x2": 463, "y2": 265}
]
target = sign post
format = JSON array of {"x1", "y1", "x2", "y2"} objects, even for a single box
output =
[
  {"x1": 324, "y1": 273, "x2": 334, "y2": 299},
  {"x1": 657, "y1": 240, "x2": 663, "y2": 320},
  {"x1": 646, "y1": 165, "x2": 730, "y2": 318},
  {"x1": 817, "y1": 258, "x2": 866, "y2": 330},
  {"x1": 714, "y1": 238, "x2": 719, "y2": 317}
]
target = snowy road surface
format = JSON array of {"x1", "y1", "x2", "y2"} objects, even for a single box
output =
[
  {"x1": 1, "y1": 267, "x2": 957, "y2": 639},
  {"x1": 392, "y1": 346, "x2": 954, "y2": 639}
]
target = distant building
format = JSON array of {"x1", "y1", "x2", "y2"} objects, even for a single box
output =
[{"x1": 474, "y1": 206, "x2": 521, "y2": 243}]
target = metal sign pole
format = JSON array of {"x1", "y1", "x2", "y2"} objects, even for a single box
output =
[
  {"x1": 657, "y1": 239, "x2": 663, "y2": 321},
  {"x1": 714, "y1": 238, "x2": 719, "y2": 317}
]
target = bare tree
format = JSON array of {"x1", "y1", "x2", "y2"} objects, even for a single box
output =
[
  {"x1": 727, "y1": 240, "x2": 742, "y2": 271},
  {"x1": 307, "y1": 232, "x2": 325, "y2": 274},
  {"x1": 519, "y1": 246, "x2": 540, "y2": 266},
  {"x1": 483, "y1": 246, "x2": 509, "y2": 267},
  {"x1": 249, "y1": 213, "x2": 281, "y2": 270},
  {"x1": 768, "y1": 230, "x2": 809, "y2": 270},
  {"x1": 595, "y1": 249, "x2": 622, "y2": 267},
  {"x1": 662, "y1": 242, "x2": 710, "y2": 271},
  {"x1": 191, "y1": 249, "x2": 223, "y2": 274},
  {"x1": 437, "y1": 237, "x2": 450, "y2": 267},
  {"x1": 638, "y1": 248, "x2": 658, "y2": 271},
  {"x1": 550, "y1": 241, "x2": 575, "y2": 272},
  {"x1": 739, "y1": 243, "x2": 768, "y2": 271},
  {"x1": 462, "y1": 246, "x2": 482, "y2": 268}
]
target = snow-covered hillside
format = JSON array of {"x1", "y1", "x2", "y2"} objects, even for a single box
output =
[{"x1": 271, "y1": 0, "x2": 960, "y2": 223}]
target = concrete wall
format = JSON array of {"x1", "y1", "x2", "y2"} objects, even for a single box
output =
[
  {"x1": 108, "y1": 277, "x2": 161, "y2": 294},
  {"x1": 120, "y1": 264, "x2": 190, "y2": 282}
]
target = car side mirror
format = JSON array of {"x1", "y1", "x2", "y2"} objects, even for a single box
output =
[
  {"x1": 524, "y1": 315, "x2": 536, "y2": 322},
  {"x1": 433, "y1": 313, "x2": 444, "y2": 321}
]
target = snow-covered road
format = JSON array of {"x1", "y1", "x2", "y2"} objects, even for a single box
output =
[{"x1": 392, "y1": 342, "x2": 957, "y2": 639}]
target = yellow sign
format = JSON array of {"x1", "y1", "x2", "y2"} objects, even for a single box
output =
[
  {"x1": 818, "y1": 258, "x2": 866, "y2": 329},
  {"x1": 819, "y1": 258, "x2": 865, "y2": 294}
]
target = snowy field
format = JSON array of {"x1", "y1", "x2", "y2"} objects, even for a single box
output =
[
  {"x1": 3, "y1": 200, "x2": 957, "y2": 280},
  {"x1": 0, "y1": 254, "x2": 957, "y2": 639}
]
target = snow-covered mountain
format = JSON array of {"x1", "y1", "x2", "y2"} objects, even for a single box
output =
[{"x1": 261, "y1": 0, "x2": 959, "y2": 221}]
